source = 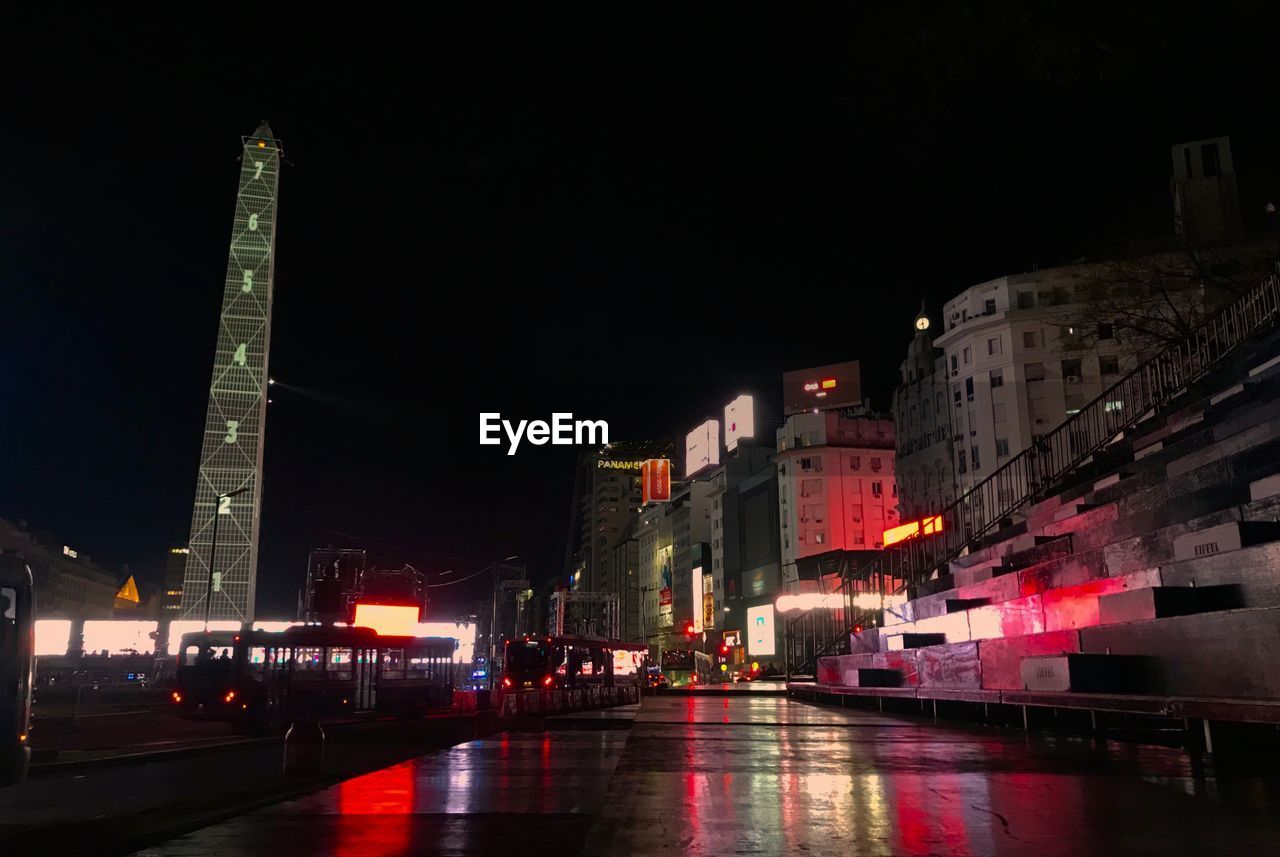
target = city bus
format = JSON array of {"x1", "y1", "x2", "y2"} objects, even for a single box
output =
[
  {"x1": 174, "y1": 624, "x2": 455, "y2": 731},
  {"x1": 660, "y1": 649, "x2": 714, "y2": 687},
  {"x1": 501, "y1": 636, "x2": 648, "y2": 691},
  {"x1": 1, "y1": 555, "x2": 34, "y2": 786}
]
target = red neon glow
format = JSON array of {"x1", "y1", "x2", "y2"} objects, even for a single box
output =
[
  {"x1": 542, "y1": 674, "x2": 554, "y2": 687},
  {"x1": 353, "y1": 603, "x2": 419, "y2": 636},
  {"x1": 882, "y1": 515, "x2": 945, "y2": 547}
]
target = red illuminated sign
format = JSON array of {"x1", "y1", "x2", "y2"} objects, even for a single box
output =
[
  {"x1": 641, "y1": 458, "x2": 672, "y2": 504},
  {"x1": 882, "y1": 515, "x2": 945, "y2": 548}
]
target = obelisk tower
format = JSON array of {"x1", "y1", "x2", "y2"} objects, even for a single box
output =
[{"x1": 179, "y1": 122, "x2": 281, "y2": 623}]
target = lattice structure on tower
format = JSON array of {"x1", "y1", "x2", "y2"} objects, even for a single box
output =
[{"x1": 178, "y1": 122, "x2": 282, "y2": 623}]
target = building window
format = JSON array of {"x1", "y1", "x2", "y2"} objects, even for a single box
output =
[
  {"x1": 987, "y1": 336, "x2": 1001, "y2": 356},
  {"x1": 962, "y1": 346, "x2": 971, "y2": 365},
  {"x1": 1017, "y1": 291, "x2": 1034, "y2": 309},
  {"x1": 1098, "y1": 322, "x2": 1114, "y2": 340},
  {"x1": 849, "y1": 456, "x2": 860, "y2": 471},
  {"x1": 996, "y1": 438, "x2": 1009, "y2": 457},
  {"x1": 1099, "y1": 355, "x2": 1120, "y2": 375},
  {"x1": 965, "y1": 377, "x2": 974, "y2": 401},
  {"x1": 958, "y1": 450, "x2": 967, "y2": 473},
  {"x1": 871, "y1": 481, "x2": 882, "y2": 496},
  {"x1": 971, "y1": 445, "x2": 980, "y2": 470},
  {"x1": 950, "y1": 354, "x2": 958, "y2": 373},
  {"x1": 954, "y1": 389, "x2": 962, "y2": 406},
  {"x1": 1201, "y1": 142, "x2": 1222, "y2": 177},
  {"x1": 1023, "y1": 330, "x2": 1038, "y2": 349},
  {"x1": 990, "y1": 370, "x2": 1004, "y2": 388},
  {"x1": 1026, "y1": 362, "x2": 1046, "y2": 381},
  {"x1": 870, "y1": 457, "x2": 882, "y2": 472},
  {"x1": 1062, "y1": 359, "x2": 1083, "y2": 382},
  {"x1": 984, "y1": 298, "x2": 996, "y2": 315}
]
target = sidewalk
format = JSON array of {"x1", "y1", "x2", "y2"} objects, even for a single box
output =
[{"x1": 135, "y1": 694, "x2": 1280, "y2": 856}]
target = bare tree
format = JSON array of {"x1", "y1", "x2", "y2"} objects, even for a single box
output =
[{"x1": 1053, "y1": 238, "x2": 1278, "y2": 358}]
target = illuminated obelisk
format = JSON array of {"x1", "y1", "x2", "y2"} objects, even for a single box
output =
[{"x1": 178, "y1": 122, "x2": 282, "y2": 623}]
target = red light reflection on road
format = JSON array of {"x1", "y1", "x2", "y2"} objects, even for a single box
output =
[{"x1": 336, "y1": 762, "x2": 417, "y2": 857}]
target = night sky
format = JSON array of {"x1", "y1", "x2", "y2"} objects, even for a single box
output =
[{"x1": 6, "y1": 6, "x2": 1279, "y2": 616}]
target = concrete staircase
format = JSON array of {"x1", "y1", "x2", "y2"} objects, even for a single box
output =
[{"x1": 802, "y1": 324, "x2": 1280, "y2": 733}]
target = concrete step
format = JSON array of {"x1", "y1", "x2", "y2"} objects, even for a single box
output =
[
  {"x1": 1171, "y1": 521, "x2": 1280, "y2": 562},
  {"x1": 1097, "y1": 585, "x2": 1245, "y2": 625},
  {"x1": 945, "y1": 597, "x2": 991, "y2": 613},
  {"x1": 1021, "y1": 654, "x2": 1158, "y2": 694},
  {"x1": 1079, "y1": 605, "x2": 1280, "y2": 699},
  {"x1": 890, "y1": 632, "x2": 949, "y2": 650}
]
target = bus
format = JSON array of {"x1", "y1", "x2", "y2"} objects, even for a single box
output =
[
  {"x1": 501, "y1": 636, "x2": 648, "y2": 691},
  {"x1": 1, "y1": 555, "x2": 34, "y2": 786},
  {"x1": 174, "y1": 625, "x2": 455, "y2": 731},
  {"x1": 660, "y1": 649, "x2": 714, "y2": 688}
]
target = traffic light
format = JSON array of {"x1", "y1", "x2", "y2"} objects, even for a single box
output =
[
  {"x1": 718, "y1": 643, "x2": 730, "y2": 656},
  {"x1": 682, "y1": 620, "x2": 696, "y2": 639}
]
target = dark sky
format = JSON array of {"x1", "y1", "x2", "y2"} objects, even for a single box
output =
[{"x1": 6, "y1": 5, "x2": 1279, "y2": 616}]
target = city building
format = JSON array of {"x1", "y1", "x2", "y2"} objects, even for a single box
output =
[
  {"x1": 776, "y1": 410, "x2": 898, "y2": 587},
  {"x1": 179, "y1": 122, "x2": 283, "y2": 624},
  {"x1": 0, "y1": 517, "x2": 119, "y2": 618},
  {"x1": 1172, "y1": 136, "x2": 1241, "y2": 246},
  {"x1": 603, "y1": 519, "x2": 642, "y2": 642},
  {"x1": 933, "y1": 266, "x2": 1139, "y2": 498},
  {"x1": 563, "y1": 440, "x2": 676, "y2": 593},
  {"x1": 670, "y1": 480, "x2": 714, "y2": 642},
  {"x1": 892, "y1": 304, "x2": 957, "y2": 518},
  {"x1": 637, "y1": 498, "x2": 676, "y2": 655},
  {"x1": 161, "y1": 547, "x2": 189, "y2": 615},
  {"x1": 707, "y1": 440, "x2": 779, "y2": 645}
]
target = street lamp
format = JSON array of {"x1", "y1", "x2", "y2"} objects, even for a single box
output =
[
  {"x1": 489, "y1": 554, "x2": 519, "y2": 689},
  {"x1": 204, "y1": 487, "x2": 249, "y2": 629}
]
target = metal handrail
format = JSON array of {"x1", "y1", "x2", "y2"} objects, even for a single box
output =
[{"x1": 787, "y1": 271, "x2": 1280, "y2": 677}]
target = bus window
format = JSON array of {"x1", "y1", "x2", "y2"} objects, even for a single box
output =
[
  {"x1": 294, "y1": 646, "x2": 325, "y2": 677},
  {"x1": 0, "y1": 587, "x2": 14, "y2": 647},
  {"x1": 246, "y1": 646, "x2": 267, "y2": 678},
  {"x1": 328, "y1": 647, "x2": 353, "y2": 680},
  {"x1": 381, "y1": 649, "x2": 405, "y2": 679}
]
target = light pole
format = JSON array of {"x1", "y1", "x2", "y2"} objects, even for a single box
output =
[
  {"x1": 204, "y1": 487, "x2": 249, "y2": 630},
  {"x1": 489, "y1": 554, "x2": 520, "y2": 689}
]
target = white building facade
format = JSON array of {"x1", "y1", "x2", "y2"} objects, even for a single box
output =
[{"x1": 776, "y1": 412, "x2": 898, "y2": 586}]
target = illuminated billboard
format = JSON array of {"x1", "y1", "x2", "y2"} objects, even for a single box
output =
[
  {"x1": 782, "y1": 360, "x2": 862, "y2": 415},
  {"x1": 353, "y1": 603, "x2": 421, "y2": 636},
  {"x1": 692, "y1": 565, "x2": 705, "y2": 633},
  {"x1": 882, "y1": 515, "x2": 945, "y2": 547},
  {"x1": 641, "y1": 458, "x2": 672, "y2": 504},
  {"x1": 702, "y1": 572, "x2": 715, "y2": 631},
  {"x1": 724, "y1": 395, "x2": 755, "y2": 452},
  {"x1": 746, "y1": 605, "x2": 776, "y2": 656},
  {"x1": 658, "y1": 546, "x2": 674, "y2": 627},
  {"x1": 684, "y1": 419, "x2": 720, "y2": 478},
  {"x1": 82, "y1": 620, "x2": 157, "y2": 655}
]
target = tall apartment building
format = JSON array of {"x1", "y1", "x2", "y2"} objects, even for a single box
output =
[
  {"x1": 776, "y1": 412, "x2": 898, "y2": 587},
  {"x1": 637, "y1": 500, "x2": 675, "y2": 654},
  {"x1": 707, "y1": 441, "x2": 779, "y2": 640},
  {"x1": 933, "y1": 266, "x2": 1137, "y2": 498},
  {"x1": 161, "y1": 547, "x2": 189, "y2": 614},
  {"x1": 670, "y1": 481, "x2": 714, "y2": 638},
  {"x1": 892, "y1": 305, "x2": 957, "y2": 518},
  {"x1": 565, "y1": 440, "x2": 675, "y2": 593}
]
